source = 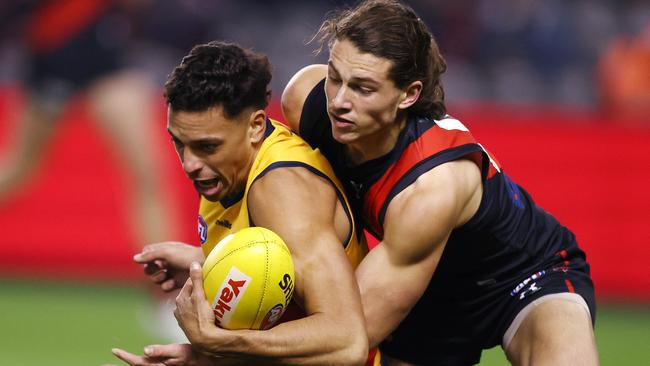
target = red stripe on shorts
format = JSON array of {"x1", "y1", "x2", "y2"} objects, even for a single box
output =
[{"x1": 565, "y1": 279, "x2": 575, "y2": 293}]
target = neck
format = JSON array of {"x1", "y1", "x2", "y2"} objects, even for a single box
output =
[
  {"x1": 238, "y1": 145, "x2": 262, "y2": 190},
  {"x1": 345, "y1": 117, "x2": 407, "y2": 165}
]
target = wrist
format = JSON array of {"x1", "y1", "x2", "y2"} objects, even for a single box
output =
[
  {"x1": 199, "y1": 328, "x2": 250, "y2": 358},
  {"x1": 193, "y1": 326, "x2": 226, "y2": 356}
]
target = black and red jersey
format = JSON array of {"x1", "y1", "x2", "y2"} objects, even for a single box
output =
[{"x1": 299, "y1": 79, "x2": 592, "y2": 358}]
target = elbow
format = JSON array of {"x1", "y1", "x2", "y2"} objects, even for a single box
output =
[
  {"x1": 340, "y1": 330, "x2": 369, "y2": 366},
  {"x1": 323, "y1": 320, "x2": 368, "y2": 366},
  {"x1": 353, "y1": 342, "x2": 370, "y2": 366},
  {"x1": 367, "y1": 334, "x2": 381, "y2": 351},
  {"x1": 365, "y1": 315, "x2": 390, "y2": 349}
]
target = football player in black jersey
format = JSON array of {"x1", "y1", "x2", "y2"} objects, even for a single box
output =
[{"x1": 282, "y1": 1, "x2": 598, "y2": 365}]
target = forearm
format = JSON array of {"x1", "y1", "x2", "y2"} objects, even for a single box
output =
[
  {"x1": 356, "y1": 242, "x2": 439, "y2": 349},
  {"x1": 199, "y1": 313, "x2": 367, "y2": 365},
  {"x1": 360, "y1": 163, "x2": 479, "y2": 349},
  {"x1": 359, "y1": 271, "x2": 412, "y2": 348}
]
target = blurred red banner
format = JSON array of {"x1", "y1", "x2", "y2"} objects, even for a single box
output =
[{"x1": 0, "y1": 88, "x2": 648, "y2": 301}]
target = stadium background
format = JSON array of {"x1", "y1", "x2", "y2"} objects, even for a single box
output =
[{"x1": 0, "y1": 1, "x2": 648, "y2": 365}]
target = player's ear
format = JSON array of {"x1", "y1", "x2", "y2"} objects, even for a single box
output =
[
  {"x1": 398, "y1": 80, "x2": 423, "y2": 110},
  {"x1": 249, "y1": 109, "x2": 267, "y2": 144}
]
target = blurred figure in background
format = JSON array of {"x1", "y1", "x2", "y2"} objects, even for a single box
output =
[
  {"x1": 0, "y1": 0, "x2": 186, "y2": 341},
  {"x1": 598, "y1": 24, "x2": 650, "y2": 122},
  {"x1": 0, "y1": 0, "x2": 174, "y2": 245}
]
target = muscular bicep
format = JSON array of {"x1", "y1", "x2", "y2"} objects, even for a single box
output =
[
  {"x1": 383, "y1": 160, "x2": 482, "y2": 262},
  {"x1": 357, "y1": 159, "x2": 483, "y2": 346},
  {"x1": 281, "y1": 65, "x2": 327, "y2": 132}
]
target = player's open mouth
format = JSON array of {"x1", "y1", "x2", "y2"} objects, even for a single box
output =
[
  {"x1": 195, "y1": 178, "x2": 219, "y2": 188},
  {"x1": 330, "y1": 112, "x2": 355, "y2": 128},
  {"x1": 194, "y1": 178, "x2": 223, "y2": 197},
  {"x1": 330, "y1": 113, "x2": 353, "y2": 123}
]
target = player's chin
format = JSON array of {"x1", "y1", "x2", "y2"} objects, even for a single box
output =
[
  {"x1": 331, "y1": 130, "x2": 359, "y2": 145},
  {"x1": 201, "y1": 192, "x2": 223, "y2": 202}
]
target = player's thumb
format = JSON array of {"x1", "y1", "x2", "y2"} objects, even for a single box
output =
[
  {"x1": 189, "y1": 262, "x2": 204, "y2": 293},
  {"x1": 143, "y1": 344, "x2": 176, "y2": 357}
]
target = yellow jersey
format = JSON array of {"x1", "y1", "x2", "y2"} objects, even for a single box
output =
[
  {"x1": 196, "y1": 118, "x2": 379, "y2": 366},
  {"x1": 197, "y1": 118, "x2": 367, "y2": 268}
]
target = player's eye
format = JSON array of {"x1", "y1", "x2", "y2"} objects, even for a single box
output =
[
  {"x1": 199, "y1": 143, "x2": 218, "y2": 153},
  {"x1": 358, "y1": 86, "x2": 374, "y2": 95},
  {"x1": 328, "y1": 74, "x2": 342, "y2": 84},
  {"x1": 351, "y1": 84, "x2": 373, "y2": 95}
]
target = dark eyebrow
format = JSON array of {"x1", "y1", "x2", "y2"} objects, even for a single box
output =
[
  {"x1": 167, "y1": 129, "x2": 223, "y2": 145},
  {"x1": 193, "y1": 138, "x2": 223, "y2": 146},
  {"x1": 327, "y1": 60, "x2": 381, "y2": 86}
]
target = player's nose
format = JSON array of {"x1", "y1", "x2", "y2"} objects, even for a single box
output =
[{"x1": 182, "y1": 149, "x2": 203, "y2": 177}]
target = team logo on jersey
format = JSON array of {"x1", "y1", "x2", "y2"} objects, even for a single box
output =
[
  {"x1": 349, "y1": 180, "x2": 364, "y2": 199},
  {"x1": 216, "y1": 219, "x2": 232, "y2": 229},
  {"x1": 198, "y1": 215, "x2": 208, "y2": 244}
]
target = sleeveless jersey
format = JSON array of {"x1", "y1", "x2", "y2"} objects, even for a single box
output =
[
  {"x1": 300, "y1": 79, "x2": 590, "y2": 350},
  {"x1": 197, "y1": 117, "x2": 367, "y2": 269}
]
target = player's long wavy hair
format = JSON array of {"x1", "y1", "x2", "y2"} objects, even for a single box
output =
[
  {"x1": 314, "y1": 0, "x2": 447, "y2": 120},
  {"x1": 164, "y1": 41, "x2": 272, "y2": 118}
]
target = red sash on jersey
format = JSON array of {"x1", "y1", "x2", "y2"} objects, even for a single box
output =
[{"x1": 361, "y1": 122, "x2": 498, "y2": 238}]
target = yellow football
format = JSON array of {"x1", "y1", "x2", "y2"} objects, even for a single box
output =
[{"x1": 202, "y1": 227, "x2": 295, "y2": 330}]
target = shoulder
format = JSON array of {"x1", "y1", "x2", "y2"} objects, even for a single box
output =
[
  {"x1": 249, "y1": 166, "x2": 337, "y2": 214},
  {"x1": 247, "y1": 166, "x2": 340, "y2": 248},
  {"x1": 383, "y1": 159, "x2": 483, "y2": 260},
  {"x1": 392, "y1": 159, "x2": 482, "y2": 225},
  {"x1": 281, "y1": 64, "x2": 327, "y2": 132}
]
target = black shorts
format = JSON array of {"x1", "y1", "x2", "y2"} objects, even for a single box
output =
[
  {"x1": 378, "y1": 257, "x2": 595, "y2": 366},
  {"x1": 27, "y1": 10, "x2": 126, "y2": 105}
]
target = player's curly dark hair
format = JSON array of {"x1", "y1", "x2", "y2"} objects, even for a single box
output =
[
  {"x1": 164, "y1": 41, "x2": 272, "y2": 118},
  {"x1": 315, "y1": 0, "x2": 447, "y2": 120}
]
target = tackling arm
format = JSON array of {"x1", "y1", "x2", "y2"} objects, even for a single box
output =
[{"x1": 357, "y1": 159, "x2": 483, "y2": 347}]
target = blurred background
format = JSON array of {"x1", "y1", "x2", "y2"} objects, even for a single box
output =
[{"x1": 0, "y1": 0, "x2": 648, "y2": 365}]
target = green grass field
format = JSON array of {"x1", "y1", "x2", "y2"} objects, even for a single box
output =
[{"x1": 1, "y1": 279, "x2": 648, "y2": 365}]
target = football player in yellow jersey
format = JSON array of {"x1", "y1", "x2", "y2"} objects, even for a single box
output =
[{"x1": 109, "y1": 41, "x2": 376, "y2": 366}]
